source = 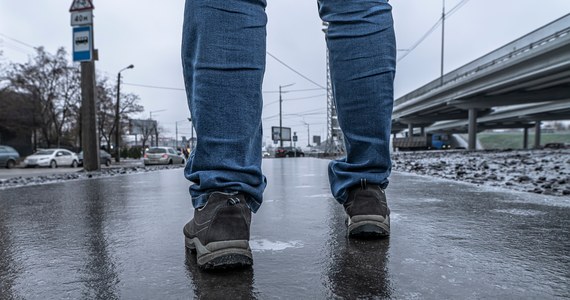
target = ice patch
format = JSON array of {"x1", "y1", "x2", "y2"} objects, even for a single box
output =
[
  {"x1": 305, "y1": 193, "x2": 331, "y2": 198},
  {"x1": 422, "y1": 198, "x2": 443, "y2": 203},
  {"x1": 249, "y1": 239, "x2": 303, "y2": 252},
  {"x1": 390, "y1": 213, "x2": 402, "y2": 222},
  {"x1": 295, "y1": 185, "x2": 313, "y2": 188},
  {"x1": 492, "y1": 209, "x2": 546, "y2": 216}
]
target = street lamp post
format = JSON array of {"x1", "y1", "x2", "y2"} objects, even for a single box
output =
[
  {"x1": 175, "y1": 118, "x2": 191, "y2": 150},
  {"x1": 279, "y1": 83, "x2": 295, "y2": 148},
  {"x1": 303, "y1": 121, "x2": 311, "y2": 147},
  {"x1": 149, "y1": 109, "x2": 166, "y2": 147},
  {"x1": 115, "y1": 64, "x2": 134, "y2": 163}
]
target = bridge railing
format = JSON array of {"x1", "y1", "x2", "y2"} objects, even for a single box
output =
[{"x1": 394, "y1": 13, "x2": 570, "y2": 109}]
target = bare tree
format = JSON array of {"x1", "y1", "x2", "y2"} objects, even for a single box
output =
[
  {"x1": 4, "y1": 47, "x2": 80, "y2": 148},
  {"x1": 96, "y1": 76, "x2": 144, "y2": 151}
]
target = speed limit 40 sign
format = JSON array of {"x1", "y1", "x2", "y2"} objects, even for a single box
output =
[{"x1": 71, "y1": 10, "x2": 93, "y2": 26}]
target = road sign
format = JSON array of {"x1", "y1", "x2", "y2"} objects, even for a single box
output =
[
  {"x1": 71, "y1": 10, "x2": 93, "y2": 26},
  {"x1": 72, "y1": 26, "x2": 92, "y2": 62},
  {"x1": 69, "y1": 0, "x2": 94, "y2": 12}
]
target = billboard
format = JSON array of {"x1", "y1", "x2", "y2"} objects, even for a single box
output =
[
  {"x1": 271, "y1": 126, "x2": 291, "y2": 141},
  {"x1": 130, "y1": 119, "x2": 157, "y2": 135},
  {"x1": 313, "y1": 135, "x2": 321, "y2": 146}
]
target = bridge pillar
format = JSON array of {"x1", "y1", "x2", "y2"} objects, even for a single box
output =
[
  {"x1": 408, "y1": 124, "x2": 413, "y2": 137},
  {"x1": 534, "y1": 121, "x2": 542, "y2": 149},
  {"x1": 468, "y1": 108, "x2": 478, "y2": 150},
  {"x1": 420, "y1": 127, "x2": 425, "y2": 136},
  {"x1": 523, "y1": 127, "x2": 529, "y2": 149}
]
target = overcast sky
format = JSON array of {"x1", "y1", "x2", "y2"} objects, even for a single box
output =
[{"x1": 1, "y1": 0, "x2": 569, "y2": 146}]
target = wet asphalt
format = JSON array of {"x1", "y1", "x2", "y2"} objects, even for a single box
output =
[{"x1": 0, "y1": 158, "x2": 568, "y2": 299}]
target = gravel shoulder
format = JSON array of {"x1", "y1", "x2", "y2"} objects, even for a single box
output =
[{"x1": 392, "y1": 149, "x2": 570, "y2": 196}]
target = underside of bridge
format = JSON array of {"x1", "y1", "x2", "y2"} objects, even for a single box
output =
[{"x1": 392, "y1": 13, "x2": 570, "y2": 150}]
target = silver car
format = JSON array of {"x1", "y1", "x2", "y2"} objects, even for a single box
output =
[{"x1": 143, "y1": 147, "x2": 185, "y2": 166}]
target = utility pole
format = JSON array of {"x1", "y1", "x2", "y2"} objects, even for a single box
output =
[
  {"x1": 278, "y1": 83, "x2": 294, "y2": 148},
  {"x1": 279, "y1": 85, "x2": 283, "y2": 148},
  {"x1": 175, "y1": 119, "x2": 190, "y2": 150},
  {"x1": 149, "y1": 109, "x2": 165, "y2": 147},
  {"x1": 306, "y1": 123, "x2": 310, "y2": 147},
  {"x1": 115, "y1": 64, "x2": 134, "y2": 163},
  {"x1": 440, "y1": 0, "x2": 446, "y2": 86},
  {"x1": 322, "y1": 22, "x2": 345, "y2": 155},
  {"x1": 70, "y1": 0, "x2": 99, "y2": 171}
]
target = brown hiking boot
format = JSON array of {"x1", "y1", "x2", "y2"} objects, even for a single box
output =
[
  {"x1": 343, "y1": 180, "x2": 390, "y2": 238},
  {"x1": 183, "y1": 192, "x2": 253, "y2": 270}
]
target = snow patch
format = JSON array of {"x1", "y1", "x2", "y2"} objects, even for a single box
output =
[{"x1": 249, "y1": 239, "x2": 303, "y2": 252}]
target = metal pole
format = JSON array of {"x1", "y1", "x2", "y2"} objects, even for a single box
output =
[
  {"x1": 114, "y1": 72, "x2": 121, "y2": 162},
  {"x1": 279, "y1": 85, "x2": 283, "y2": 148},
  {"x1": 307, "y1": 123, "x2": 310, "y2": 147},
  {"x1": 114, "y1": 64, "x2": 133, "y2": 162},
  {"x1": 175, "y1": 122, "x2": 178, "y2": 150}
]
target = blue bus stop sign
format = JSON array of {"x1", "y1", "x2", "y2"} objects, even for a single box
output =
[{"x1": 72, "y1": 26, "x2": 92, "y2": 62}]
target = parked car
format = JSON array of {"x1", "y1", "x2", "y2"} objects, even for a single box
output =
[
  {"x1": 0, "y1": 145, "x2": 20, "y2": 169},
  {"x1": 23, "y1": 148, "x2": 79, "y2": 168},
  {"x1": 275, "y1": 147, "x2": 305, "y2": 158},
  {"x1": 143, "y1": 147, "x2": 185, "y2": 166},
  {"x1": 78, "y1": 150, "x2": 112, "y2": 167}
]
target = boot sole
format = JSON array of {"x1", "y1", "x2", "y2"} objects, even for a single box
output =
[
  {"x1": 185, "y1": 237, "x2": 253, "y2": 270},
  {"x1": 347, "y1": 215, "x2": 390, "y2": 239}
]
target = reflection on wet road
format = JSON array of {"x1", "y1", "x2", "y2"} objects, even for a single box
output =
[{"x1": 0, "y1": 158, "x2": 568, "y2": 298}]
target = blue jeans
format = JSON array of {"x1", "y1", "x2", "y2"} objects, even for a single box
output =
[{"x1": 182, "y1": 0, "x2": 395, "y2": 212}]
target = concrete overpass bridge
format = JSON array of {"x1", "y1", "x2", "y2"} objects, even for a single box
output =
[{"x1": 392, "y1": 13, "x2": 570, "y2": 149}]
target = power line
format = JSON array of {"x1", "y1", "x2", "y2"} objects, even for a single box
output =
[
  {"x1": 263, "y1": 88, "x2": 324, "y2": 93},
  {"x1": 263, "y1": 107, "x2": 325, "y2": 120},
  {"x1": 266, "y1": 51, "x2": 326, "y2": 89},
  {"x1": 122, "y1": 82, "x2": 186, "y2": 91},
  {"x1": 284, "y1": 94, "x2": 326, "y2": 101},
  {"x1": 397, "y1": 0, "x2": 470, "y2": 63},
  {"x1": 0, "y1": 33, "x2": 38, "y2": 50},
  {"x1": 263, "y1": 93, "x2": 325, "y2": 108}
]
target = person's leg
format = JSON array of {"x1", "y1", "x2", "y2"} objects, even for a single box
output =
[
  {"x1": 181, "y1": 0, "x2": 267, "y2": 269},
  {"x1": 182, "y1": 0, "x2": 267, "y2": 212},
  {"x1": 318, "y1": 0, "x2": 396, "y2": 237}
]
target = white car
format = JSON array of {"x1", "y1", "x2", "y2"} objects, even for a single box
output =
[{"x1": 23, "y1": 149, "x2": 79, "y2": 168}]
